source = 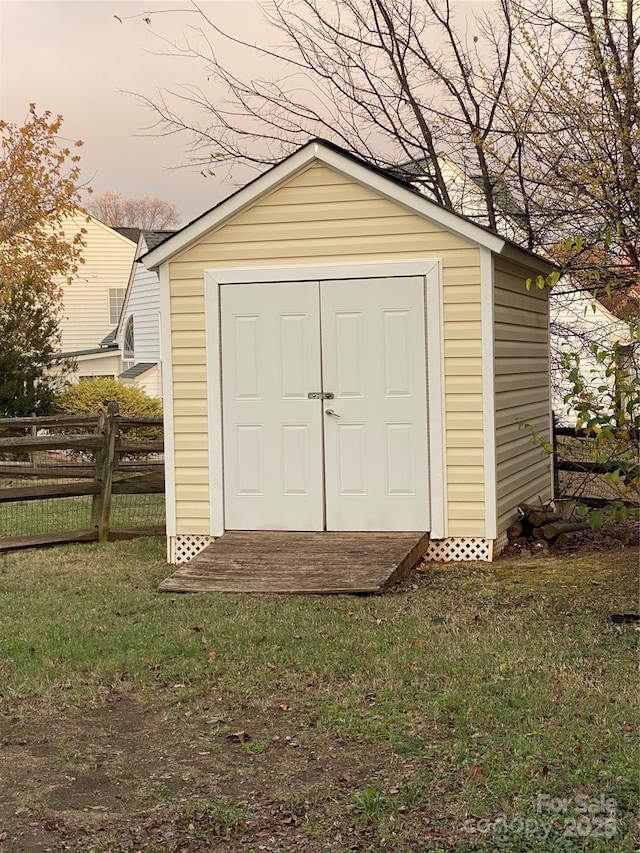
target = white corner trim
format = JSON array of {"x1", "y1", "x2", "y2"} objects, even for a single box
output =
[
  {"x1": 425, "y1": 261, "x2": 447, "y2": 539},
  {"x1": 158, "y1": 262, "x2": 177, "y2": 537},
  {"x1": 480, "y1": 247, "x2": 497, "y2": 539},
  {"x1": 204, "y1": 272, "x2": 225, "y2": 537}
]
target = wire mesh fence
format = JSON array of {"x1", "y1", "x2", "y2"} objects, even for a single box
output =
[
  {"x1": 554, "y1": 427, "x2": 639, "y2": 505},
  {"x1": 0, "y1": 413, "x2": 165, "y2": 549}
]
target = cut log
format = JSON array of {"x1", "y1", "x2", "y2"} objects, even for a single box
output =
[
  {"x1": 507, "y1": 521, "x2": 525, "y2": 540},
  {"x1": 540, "y1": 521, "x2": 589, "y2": 540},
  {"x1": 531, "y1": 527, "x2": 546, "y2": 539},
  {"x1": 528, "y1": 510, "x2": 563, "y2": 527}
]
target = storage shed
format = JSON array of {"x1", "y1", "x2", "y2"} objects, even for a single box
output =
[{"x1": 143, "y1": 140, "x2": 554, "y2": 565}]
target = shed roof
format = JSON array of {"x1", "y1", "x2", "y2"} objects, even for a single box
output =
[{"x1": 142, "y1": 138, "x2": 555, "y2": 275}]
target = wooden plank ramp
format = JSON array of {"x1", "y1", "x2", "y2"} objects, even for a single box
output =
[{"x1": 158, "y1": 531, "x2": 430, "y2": 594}]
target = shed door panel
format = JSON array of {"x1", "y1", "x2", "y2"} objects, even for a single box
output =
[
  {"x1": 220, "y1": 276, "x2": 429, "y2": 532},
  {"x1": 321, "y1": 278, "x2": 430, "y2": 531},
  {"x1": 221, "y1": 282, "x2": 324, "y2": 530}
]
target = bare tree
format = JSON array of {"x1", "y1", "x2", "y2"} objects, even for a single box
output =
[
  {"x1": 503, "y1": 0, "x2": 640, "y2": 289},
  {"x1": 87, "y1": 189, "x2": 180, "y2": 229},
  {"x1": 131, "y1": 1, "x2": 519, "y2": 231},
  {"x1": 128, "y1": 0, "x2": 639, "y2": 290}
]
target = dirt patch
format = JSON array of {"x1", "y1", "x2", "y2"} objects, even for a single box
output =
[{"x1": 0, "y1": 696, "x2": 430, "y2": 852}]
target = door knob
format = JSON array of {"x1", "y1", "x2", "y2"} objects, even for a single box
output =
[{"x1": 325, "y1": 409, "x2": 341, "y2": 418}]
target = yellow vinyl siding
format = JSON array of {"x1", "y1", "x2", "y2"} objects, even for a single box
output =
[
  {"x1": 168, "y1": 162, "x2": 485, "y2": 535},
  {"x1": 55, "y1": 214, "x2": 137, "y2": 354},
  {"x1": 494, "y1": 259, "x2": 552, "y2": 532}
]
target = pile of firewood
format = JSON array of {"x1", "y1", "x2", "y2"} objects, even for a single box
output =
[{"x1": 507, "y1": 503, "x2": 589, "y2": 553}]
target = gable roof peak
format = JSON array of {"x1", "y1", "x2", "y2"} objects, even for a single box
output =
[{"x1": 141, "y1": 138, "x2": 553, "y2": 274}]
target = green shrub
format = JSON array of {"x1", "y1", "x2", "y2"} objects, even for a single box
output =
[
  {"x1": 54, "y1": 378, "x2": 162, "y2": 419},
  {"x1": 54, "y1": 378, "x2": 162, "y2": 444}
]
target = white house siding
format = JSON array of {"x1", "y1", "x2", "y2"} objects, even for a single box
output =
[
  {"x1": 118, "y1": 236, "x2": 163, "y2": 397},
  {"x1": 550, "y1": 280, "x2": 634, "y2": 425},
  {"x1": 48, "y1": 350, "x2": 121, "y2": 381},
  {"x1": 493, "y1": 258, "x2": 552, "y2": 532},
  {"x1": 166, "y1": 163, "x2": 486, "y2": 537},
  {"x1": 55, "y1": 214, "x2": 137, "y2": 354}
]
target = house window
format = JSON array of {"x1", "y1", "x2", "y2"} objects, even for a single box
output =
[
  {"x1": 109, "y1": 288, "x2": 125, "y2": 325},
  {"x1": 123, "y1": 316, "x2": 135, "y2": 367}
]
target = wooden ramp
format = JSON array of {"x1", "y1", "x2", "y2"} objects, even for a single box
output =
[{"x1": 158, "y1": 531, "x2": 430, "y2": 594}]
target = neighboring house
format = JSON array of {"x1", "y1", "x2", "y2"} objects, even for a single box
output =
[
  {"x1": 52, "y1": 212, "x2": 139, "y2": 379},
  {"x1": 392, "y1": 154, "x2": 527, "y2": 245},
  {"x1": 115, "y1": 230, "x2": 175, "y2": 398},
  {"x1": 142, "y1": 138, "x2": 555, "y2": 565},
  {"x1": 551, "y1": 280, "x2": 639, "y2": 424}
]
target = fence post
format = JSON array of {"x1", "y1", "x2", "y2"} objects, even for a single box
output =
[
  {"x1": 91, "y1": 402, "x2": 119, "y2": 541},
  {"x1": 29, "y1": 415, "x2": 37, "y2": 472}
]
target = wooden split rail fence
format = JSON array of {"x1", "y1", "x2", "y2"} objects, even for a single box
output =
[
  {"x1": 553, "y1": 424, "x2": 639, "y2": 507},
  {"x1": 0, "y1": 404, "x2": 165, "y2": 552}
]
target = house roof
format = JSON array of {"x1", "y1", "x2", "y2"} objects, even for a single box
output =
[
  {"x1": 141, "y1": 229, "x2": 176, "y2": 252},
  {"x1": 599, "y1": 287, "x2": 640, "y2": 324},
  {"x1": 119, "y1": 362, "x2": 157, "y2": 380},
  {"x1": 141, "y1": 138, "x2": 555, "y2": 275},
  {"x1": 113, "y1": 227, "x2": 142, "y2": 243},
  {"x1": 57, "y1": 346, "x2": 120, "y2": 360},
  {"x1": 100, "y1": 329, "x2": 118, "y2": 347}
]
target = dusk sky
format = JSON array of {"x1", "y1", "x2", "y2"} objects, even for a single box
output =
[
  {"x1": 1, "y1": 0, "x2": 491, "y2": 226},
  {"x1": 1, "y1": 0, "x2": 273, "y2": 225}
]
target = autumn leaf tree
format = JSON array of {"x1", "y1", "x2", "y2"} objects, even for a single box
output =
[
  {"x1": 0, "y1": 104, "x2": 86, "y2": 415},
  {"x1": 87, "y1": 189, "x2": 180, "y2": 229}
]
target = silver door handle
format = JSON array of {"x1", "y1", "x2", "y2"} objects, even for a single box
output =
[{"x1": 325, "y1": 409, "x2": 341, "y2": 418}]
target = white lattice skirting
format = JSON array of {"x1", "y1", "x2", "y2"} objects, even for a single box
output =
[
  {"x1": 424, "y1": 534, "x2": 507, "y2": 563},
  {"x1": 169, "y1": 532, "x2": 509, "y2": 565},
  {"x1": 168, "y1": 535, "x2": 215, "y2": 564}
]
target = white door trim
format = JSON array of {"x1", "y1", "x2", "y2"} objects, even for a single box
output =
[
  {"x1": 204, "y1": 271, "x2": 225, "y2": 536},
  {"x1": 210, "y1": 259, "x2": 441, "y2": 285},
  {"x1": 425, "y1": 261, "x2": 447, "y2": 538},
  {"x1": 204, "y1": 259, "x2": 446, "y2": 536}
]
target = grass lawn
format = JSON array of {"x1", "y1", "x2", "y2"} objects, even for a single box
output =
[{"x1": 0, "y1": 537, "x2": 637, "y2": 852}]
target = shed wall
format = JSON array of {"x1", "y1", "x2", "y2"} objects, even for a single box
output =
[
  {"x1": 493, "y1": 258, "x2": 552, "y2": 532},
  {"x1": 167, "y1": 163, "x2": 484, "y2": 535}
]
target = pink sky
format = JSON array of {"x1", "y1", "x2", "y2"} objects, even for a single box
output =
[
  {"x1": 1, "y1": 0, "x2": 492, "y2": 226},
  {"x1": 0, "y1": 0, "x2": 272, "y2": 224}
]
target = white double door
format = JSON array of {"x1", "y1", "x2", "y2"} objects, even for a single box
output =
[{"x1": 221, "y1": 277, "x2": 429, "y2": 531}]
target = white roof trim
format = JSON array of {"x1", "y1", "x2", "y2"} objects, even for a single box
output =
[{"x1": 142, "y1": 141, "x2": 551, "y2": 271}]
